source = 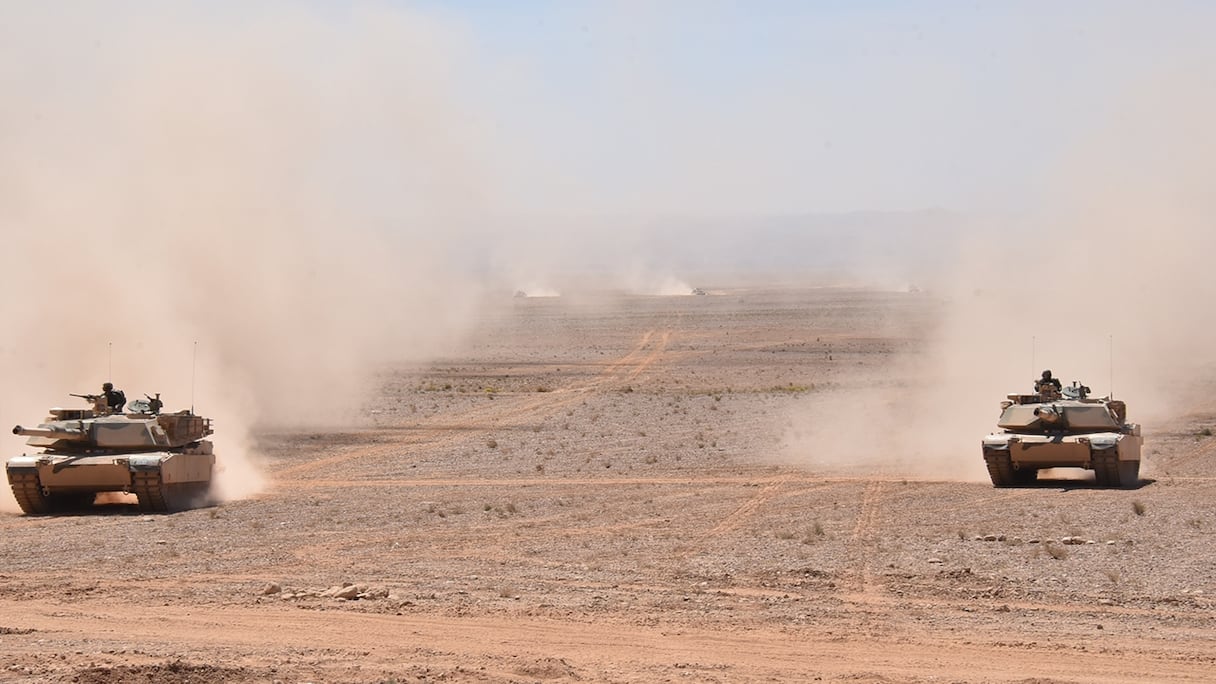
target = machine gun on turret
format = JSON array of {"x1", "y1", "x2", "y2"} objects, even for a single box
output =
[
  {"x1": 1062, "y1": 381, "x2": 1091, "y2": 400},
  {"x1": 69, "y1": 392, "x2": 108, "y2": 414}
]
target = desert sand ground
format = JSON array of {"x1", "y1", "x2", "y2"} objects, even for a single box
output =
[{"x1": 1, "y1": 287, "x2": 1214, "y2": 683}]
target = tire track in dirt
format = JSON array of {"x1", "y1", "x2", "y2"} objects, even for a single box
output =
[
  {"x1": 705, "y1": 474, "x2": 793, "y2": 536},
  {"x1": 273, "y1": 326, "x2": 675, "y2": 481},
  {"x1": 848, "y1": 480, "x2": 885, "y2": 610}
]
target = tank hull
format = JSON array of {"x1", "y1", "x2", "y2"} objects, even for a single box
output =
[
  {"x1": 6, "y1": 441, "x2": 215, "y2": 514},
  {"x1": 982, "y1": 432, "x2": 1142, "y2": 488}
]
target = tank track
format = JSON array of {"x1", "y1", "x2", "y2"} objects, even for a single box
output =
[
  {"x1": 7, "y1": 470, "x2": 50, "y2": 515},
  {"x1": 7, "y1": 471, "x2": 95, "y2": 514},
  {"x1": 132, "y1": 470, "x2": 211, "y2": 513},
  {"x1": 132, "y1": 470, "x2": 168, "y2": 512},
  {"x1": 984, "y1": 450, "x2": 1037, "y2": 487},
  {"x1": 1091, "y1": 449, "x2": 1119, "y2": 487},
  {"x1": 1090, "y1": 450, "x2": 1140, "y2": 489},
  {"x1": 985, "y1": 450, "x2": 1013, "y2": 486}
]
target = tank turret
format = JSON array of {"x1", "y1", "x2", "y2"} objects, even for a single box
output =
[{"x1": 11, "y1": 411, "x2": 211, "y2": 452}]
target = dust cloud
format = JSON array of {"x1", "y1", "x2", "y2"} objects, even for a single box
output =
[
  {"x1": 4, "y1": 4, "x2": 1214, "y2": 511},
  {"x1": 0, "y1": 4, "x2": 501, "y2": 509},
  {"x1": 783, "y1": 65, "x2": 1216, "y2": 481}
]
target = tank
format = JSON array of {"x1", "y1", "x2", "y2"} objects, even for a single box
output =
[
  {"x1": 982, "y1": 381, "x2": 1142, "y2": 488},
  {"x1": 6, "y1": 394, "x2": 215, "y2": 514}
]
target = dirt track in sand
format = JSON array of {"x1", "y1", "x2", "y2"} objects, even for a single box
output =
[{"x1": 2, "y1": 288, "x2": 1214, "y2": 683}]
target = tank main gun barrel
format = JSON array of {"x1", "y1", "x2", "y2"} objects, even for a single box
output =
[
  {"x1": 1033, "y1": 407, "x2": 1062, "y2": 425},
  {"x1": 12, "y1": 425, "x2": 90, "y2": 441}
]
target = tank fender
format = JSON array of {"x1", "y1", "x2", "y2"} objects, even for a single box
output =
[
  {"x1": 1086, "y1": 433, "x2": 1122, "y2": 450},
  {"x1": 6, "y1": 455, "x2": 44, "y2": 468},
  {"x1": 127, "y1": 454, "x2": 169, "y2": 471},
  {"x1": 982, "y1": 435, "x2": 1012, "y2": 450}
]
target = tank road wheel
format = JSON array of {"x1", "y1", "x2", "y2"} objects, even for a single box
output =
[
  {"x1": 1117, "y1": 460, "x2": 1141, "y2": 489},
  {"x1": 984, "y1": 450, "x2": 1015, "y2": 487},
  {"x1": 7, "y1": 470, "x2": 51, "y2": 515}
]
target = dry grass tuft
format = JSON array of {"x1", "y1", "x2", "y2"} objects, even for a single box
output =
[{"x1": 801, "y1": 521, "x2": 826, "y2": 544}]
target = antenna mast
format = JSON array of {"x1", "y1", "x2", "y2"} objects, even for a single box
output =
[
  {"x1": 1031, "y1": 336, "x2": 1036, "y2": 381},
  {"x1": 191, "y1": 341, "x2": 198, "y2": 414},
  {"x1": 1109, "y1": 334, "x2": 1114, "y2": 399},
  {"x1": 108, "y1": 341, "x2": 113, "y2": 383}
]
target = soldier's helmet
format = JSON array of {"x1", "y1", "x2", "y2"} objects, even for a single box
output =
[
  {"x1": 1041, "y1": 370, "x2": 1053, "y2": 380},
  {"x1": 102, "y1": 382, "x2": 113, "y2": 391}
]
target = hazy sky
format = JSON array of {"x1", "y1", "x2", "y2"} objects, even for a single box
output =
[
  {"x1": 7, "y1": 1, "x2": 1212, "y2": 220},
  {"x1": 386, "y1": 1, "x2": 1215, "y2": 215}
]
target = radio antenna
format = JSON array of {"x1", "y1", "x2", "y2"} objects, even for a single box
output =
[
  {"x1": 191, "y1": 341, "x2": 198, "y2": 414},
  {"x1": 1109, "y1": 334, "x2": 1114, "y2": 399},
  {"x1": 108, "y1": 341, "x2": 113, "y2": 383},
  {"x1": 1031, "y1": 336, "x2": 1036, "y2": 381}
]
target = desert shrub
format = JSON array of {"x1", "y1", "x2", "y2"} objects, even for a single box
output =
[{"x1": 801, "y1": 522, "x2": 826, "y2": 544}]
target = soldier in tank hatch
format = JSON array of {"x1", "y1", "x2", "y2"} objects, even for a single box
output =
[
  {"x1": 1034, "y1": 370, "x2": 1061, "y2": 399},
  {"x1": 102, "y1": 382, "x2": 126, "y2": 413}
]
